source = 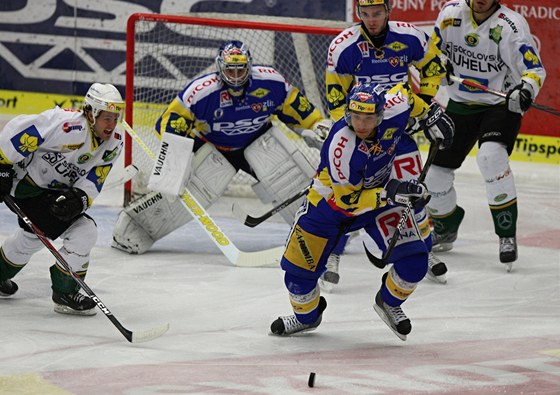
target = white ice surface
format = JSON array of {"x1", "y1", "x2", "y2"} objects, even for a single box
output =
[{"x1": 0, "y1": 154, "x2": 559, "y2": 395}]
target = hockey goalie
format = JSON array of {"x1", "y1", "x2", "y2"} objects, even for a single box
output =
[{"x1": 112, "y1": 40, "x2": 331, "y2": 254}]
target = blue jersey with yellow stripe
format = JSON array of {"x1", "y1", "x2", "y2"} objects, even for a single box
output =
[
  {"x1": 155, "y1": 66, "x2": 323, "y2": 151},
  {"x1": 326, "y1": 21, "x2": 445, "y2": 121},
  {"x1": 307, "y1": 84, "x2": 414, "y2": 217}
]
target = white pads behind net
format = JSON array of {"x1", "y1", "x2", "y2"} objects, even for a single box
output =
[
  {"x1": 245, "y1": 125, "x2": 318, "y2": 224},
  {"x1": 112, "y1": 143, "x2": 236, "y2": 254}
]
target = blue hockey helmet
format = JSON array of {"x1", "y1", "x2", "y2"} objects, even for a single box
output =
[
  {"x1": 345, "y1": 82, "x2": 386, "y2": 129},
  {"x1": 216, "y1": 40, "x2": 252, "y2": 92}
]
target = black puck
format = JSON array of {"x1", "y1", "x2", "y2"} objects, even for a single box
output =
[{"x1": 308, "y1": 372, "x2": 316, "y2": 387}]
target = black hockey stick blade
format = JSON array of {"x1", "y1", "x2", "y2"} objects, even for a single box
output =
[
  {"x1": 363, "y1": 242, "x2": 386, "y2": 269},
  {"x1": 232, "y1": 187, "x2": 308, "y2": 227}
]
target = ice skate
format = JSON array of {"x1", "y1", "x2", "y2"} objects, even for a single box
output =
[
  {"x1": 0, "y1": 278, "x2": 18, "y2": 296},
  {"x1": 373, "y1": 291, "x2": 411, "y2": 341},
  {"x1": 270, "y1": 296, "x2": 326, "y2": 336},
  {"x1": 431, "y1": 206, "x2": 465, "y2": 252},
  {"x1": 499, "y1": 237, "x2": 517, "y2": 272},
  {"x1": 52, "y1": 291, "x2": 97, "y2": 316},
  {"x1": 425, "y1": 252, "x2": 448, "y2": 284},
  {"x1": 319, "y1": 254, "x2": 340, "y2": 293}
]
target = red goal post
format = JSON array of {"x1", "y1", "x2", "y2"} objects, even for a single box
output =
[{"x1": 124, "y1": 13, "x2": 344, "y2": 205}]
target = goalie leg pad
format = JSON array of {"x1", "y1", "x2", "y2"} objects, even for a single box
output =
[
  {"x1": 245, "y1": 126, "x2": 317, "y2": 224},
  {"x1": 112, "y1": 144, "x2": 236, "y2": 254},
  {"x1": 188, "y1": 143, "x2": 237, "y2": 207}
]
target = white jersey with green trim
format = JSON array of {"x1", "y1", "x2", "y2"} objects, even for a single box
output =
[
  {"x1": 0, "y1": 107, "x2": 123, "y2": 201},
  {"x1": 434, "y1": 1, "x2": 546, "y2": 105}
]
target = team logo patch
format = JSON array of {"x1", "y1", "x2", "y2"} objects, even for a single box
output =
[
  {"x1": 388, "y1": 57, "x2": 399, "y2": 67},
  {"x1": 77, "y1": 153, "x2": 92, "y2": 164},
  {"x1": 220, "y1": 90, "x2": 232, "y2": 107},
  {"x1": 251, "y1": 103, "x2": 263, "y2": 112},
  {"x1": 87, "y1": 164, "x2": 112, "y2": 192},
  {"x1": 489, "y1": 25, "x2": 503, "y2": 45},
  {"x1": 248, "y1": 88, "x2": 270, "y2": 98},
  {"x1": 520, "y1": 45, "x2": 543, "y2": 68},
  {"x1": 327, "y1": 84, "x2": 345, "y2": 109},
  {"x1": 102, "y1": 147, "x2": 119, "y2": 162},
  {"x1": 11, "y1": 125, "x2": 43, "y2": 157},
  {"x1": 358, "y1": 41, "x2": 370, "y2": 57},
  {"x1": 358, "y1": 141, "x2": 369, "y2": 154},
  {"x1": 464, "y1": 33, "x2": 479, "y2": 47},
  {"x1": 62, "y1": 121, "x2": 83, "y2": 133},
  {"x1": 291, "y1": 93, "x2": 314, "y2": 118},
  {"x1": 386, "y1": 41, "x2": 408, "y2": 52}
]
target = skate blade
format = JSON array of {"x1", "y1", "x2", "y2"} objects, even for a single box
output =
[
  {"x1": 431, "y1": 242, "x2": 454, "y2": 253},
  {"x1": 373, "y1": 305, "x2": 407, "y2": 341},
  {"x1": 426, "y1": 271, "x2": 447, "y2": 284},
  {"x1": 54, "y1": 304, "x2": 97, "y2": 316}
]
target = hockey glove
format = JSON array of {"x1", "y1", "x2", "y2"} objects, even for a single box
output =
[
  {"x1": 419, "y1": 103, "x2": 455, "y2": 150},
  {"x1": 382, "y1": 179, "x2": 431, "y2": 208},
  {"x1": 506, "y1": 82, "x2": 533, "y2": 114},
  {"x1": 301, "y1": 119, "x2": 332, "y2": 150},
  {"x1": 49, "y1": 188, "x2": 89, "y2": 222},
  {"x1": 0, "y1": 164, "x2": 14, "y2": 202},
  {"x1": 445, "y1": 61, "x2": 455, "y2": 86}
]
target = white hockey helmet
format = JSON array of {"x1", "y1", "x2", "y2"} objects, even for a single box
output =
[{"x1": 84, "y1": 83, "x2": 124, "y2": 124}]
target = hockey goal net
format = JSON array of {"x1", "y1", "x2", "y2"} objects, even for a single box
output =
[{"x1": 124, "y1": 13, "x2": 344, "y2": 205}]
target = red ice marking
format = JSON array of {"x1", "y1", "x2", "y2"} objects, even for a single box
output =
[
  {"x1": 41, "y1": 335, "x2": 560, "y2": 394},
  {"x1": 518, "y1": 229, "x2": 560, "y2": 249}
]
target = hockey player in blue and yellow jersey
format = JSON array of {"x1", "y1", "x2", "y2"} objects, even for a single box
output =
[
  {"x1": 270, "y1": 82, "x2": 454, "y2": 340},
  {"x1": 112, "y1": 41, "x2": 330, "y2": 255},
  {"x1": 320, "y1": 0, "x2": 449, "y2": 290}
]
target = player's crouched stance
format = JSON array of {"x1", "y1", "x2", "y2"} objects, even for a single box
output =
[
  {"x1": 270, "y1": 82, "x2": 454, "y2": 340},
  {"x1": 0, "y1": 83, "x2": 124, "y2": 315}
]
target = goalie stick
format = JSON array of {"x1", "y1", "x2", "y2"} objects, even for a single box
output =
[
  {"x1": 449, "y1": 75, "x2": 560, "y2": 117},
  {"x1": 3, "y1": 195, "x2": 169, "y2": 343},
  {"x1": 365, "y1": 141, "x2": 439, "y2": 269},
  {"x1": 122, "y1": 120, "x2": 283, "y2": 267},
  {"x1": 232, "y1": 186, "x2": 309, "y2": 227}
]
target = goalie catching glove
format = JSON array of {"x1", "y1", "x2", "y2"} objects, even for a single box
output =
[
  {"x1": 419, "y1": 103, "x2": 454, "y2": 150},
  {"x1": 382, "y1": 179, "x2": 430, "y2": 208},
  {"x1": 49, "y1": 188, "x2": 89, "y2": 222},
  {"x1": 300, "y1": 119, "x2": 332, "y2": 150}
]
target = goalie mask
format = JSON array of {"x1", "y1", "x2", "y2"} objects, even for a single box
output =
[
  {"x1": 216, "y1": 40, "x2": 252, "y2": 97},
  {"x1": 84, "y1": 83, "x2": 124, "y2": 125},
  {"x1": 345, "y1": 82, "x2": 386, "y2": 138}
]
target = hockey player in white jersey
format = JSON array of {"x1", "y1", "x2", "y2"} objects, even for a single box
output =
[
  {"x1": 0, "y1": 83, "x2": 124, "y2": 315},
  {"x1": 425, "y1": 0, "x2": 546, "y2": 271},
  {"x1": 112, "y1": 40, "x2": 330, "y2": 255}
]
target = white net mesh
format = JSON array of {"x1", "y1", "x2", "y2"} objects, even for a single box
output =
[{"x1": 125, "y1": 13, "x2": 345, "y2": 203}]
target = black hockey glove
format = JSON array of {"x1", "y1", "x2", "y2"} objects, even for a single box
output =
[
  {"x1": 445, "y1": 60, "x2": 455, "y2": 85},
  {"x1": 0, "y1": 164, "x2": 14, "y2": 202},
  {"x1": 419, "y1": 103, "x2": 455, "y2": 150},
  {"x1": 382, "y1": 179, "x2": 430, "y2": 208},
  {"x1": 506, "y1": 82, "x2": 533, "y2": 114},
  {"x1": 49, "y1": 188, "x2": 89, "y2": 222}
]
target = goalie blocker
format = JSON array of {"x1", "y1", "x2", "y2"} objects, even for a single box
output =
[{"x1": 112, "y1": 125, "x2": 318, "y2": 254}]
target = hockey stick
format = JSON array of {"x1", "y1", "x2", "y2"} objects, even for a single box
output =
[
  {"x1": 232, "y1": 186, "x2": 309, "y2": 227},
  {"x1": 3, "y1": 195, "x2": 169, "y2": 343},
  {"x1": 365, "y1": 141, "x2": 439, "y2": 269},
  {"x1": 449, "y1": 75, "x2": 560, "y2": 117},
  {"x1": 103, "y1": 164, "x2": 139, "y2": 190},
  {"x1": 122, "y1": 120, "x2": 283, "y2": 267}
]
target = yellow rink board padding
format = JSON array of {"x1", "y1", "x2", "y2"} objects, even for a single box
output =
[
  {"x1": 0, "y1": 373, "x2": 73, "y2": 395},
  {"x1": 1, "y1": 89, "x2": 559, "y2": 164}
]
